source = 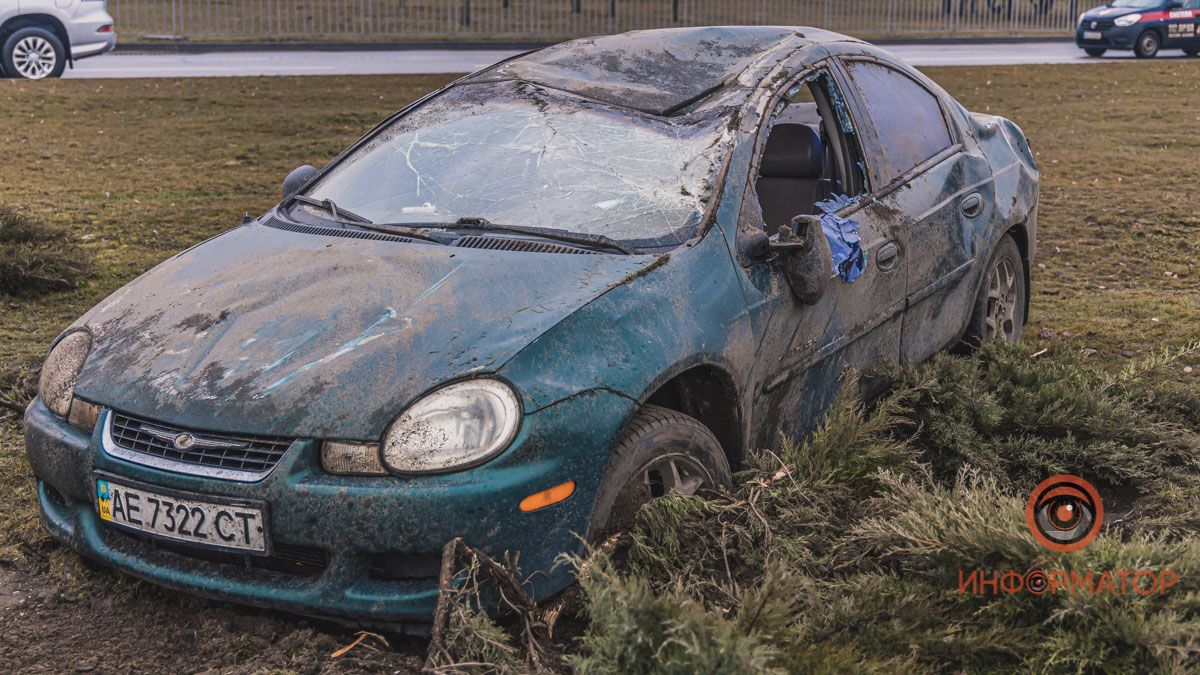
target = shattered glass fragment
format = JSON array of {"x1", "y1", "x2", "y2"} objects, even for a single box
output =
[{"x1": 821, "y1": 71, "x2": 856, "y2": 135}]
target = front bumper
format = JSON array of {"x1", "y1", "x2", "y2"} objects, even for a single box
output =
[
  {"x1": 1076, "y1": 25, "x2": 1139, "y2": 50},
  {"x1": 24, "y1": 391, "x2": 633, "y2": 623}
]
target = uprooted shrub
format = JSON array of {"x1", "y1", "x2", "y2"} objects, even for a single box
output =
[
  {"x1": 428, "y1": 343, "x2": 1200, "y2": 673},
  {"x1": 0, "y1": 206, "x2": 91, "y2": 297},
  {"x1": 0, "y1": 362, "x2": 38, "y2": 418}
]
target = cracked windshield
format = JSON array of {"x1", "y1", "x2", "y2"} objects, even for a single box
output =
[{"x1": 305, "y1": 81, "x2": 730, "y2": 245}]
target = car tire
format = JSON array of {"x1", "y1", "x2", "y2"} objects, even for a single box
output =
[
  {"x1": 2, "y1": 27, "x2": 67, "y2": 80},
  {"x1": 960, "y1": 233, "x2": 1027, "y2": 348},
  {"x1": 1134, "y1": 30, "x2": 1160, "y2": 59},
  {"x1": 1084, "y1": 47, "x2": 1107, "y2": 57},
  {"x1": 587, "y1": 405, "x2": 732, "y2": 541},
  {"x1": 1185, "y1": 48, "x2": 1200, "y2": 57}
]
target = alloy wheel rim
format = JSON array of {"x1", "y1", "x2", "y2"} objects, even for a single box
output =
[
  {"x1": 1141, "y1": 35, "x2": 1157, "y2": 54},
  {"x1": 985, "y1": 257, "x2": 1019, "y2": 342},
  {"x1": 607, "y1": 452, "x2": 714, "y2": 532},
  {"x1": 13, "y1": 36, "x2": 56, "y2": 79},
  {"x1": 637, "y1": 453, "x2": 712, "y2": 499}
]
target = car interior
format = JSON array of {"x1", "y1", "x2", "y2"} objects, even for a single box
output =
[{"x1": 755, "y1": 71, "x2": 868, "y2": 235}]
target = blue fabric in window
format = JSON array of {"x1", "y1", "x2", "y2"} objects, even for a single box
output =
[{"x1": 816, "y1": 194, "x2": 867, "y2": 283}]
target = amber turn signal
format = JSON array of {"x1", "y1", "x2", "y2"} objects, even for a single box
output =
[
  {"x1": 67, "y1": 399, "x2": 103, "y2": 434},
  {"x1": 519, "y1": 480, "x2": 576, "y2": 513}
]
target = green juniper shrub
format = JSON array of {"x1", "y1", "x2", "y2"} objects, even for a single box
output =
[{"x1": 434, "y1": 344, "x2": 1200, "y2": 673}]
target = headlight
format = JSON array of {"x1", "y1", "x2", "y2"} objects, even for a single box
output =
[
  {"x1": 382, "y1": 379, "x2": 520, "y2": 474},
  {"x1": 1114, "y1": 14, "x2": 1141, "y2": 26},
  {"x1": 38, "y1": 330, "x2": 92, "y2": 418}
]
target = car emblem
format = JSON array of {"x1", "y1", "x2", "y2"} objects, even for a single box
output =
[
  {"x1": 136, "y1": 424, "x2": 250, "y2": 451},
  {"x1": 1091, "y1": 21, "x2": 1098, "y2": 29}
]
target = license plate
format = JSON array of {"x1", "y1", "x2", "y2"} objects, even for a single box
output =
[
  {"x1": 95, "y1": 474, "x2": 269, "y2": 554},
  {"x1": 1084, "y1": 31, "x2": 1102, "y2": 40}
]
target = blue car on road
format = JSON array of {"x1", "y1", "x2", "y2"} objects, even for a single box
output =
[{"x1": 1077, "y1": 0, "x2": 1200, "y2": 57}]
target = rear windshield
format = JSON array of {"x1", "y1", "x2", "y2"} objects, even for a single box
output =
[{"x1": 304, "y1": 81, "x2": 732, "y2": 247}]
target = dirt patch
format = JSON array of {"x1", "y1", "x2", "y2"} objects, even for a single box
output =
[{"x1": 0, "y1": 555, "x2": 424, "y2": 674}]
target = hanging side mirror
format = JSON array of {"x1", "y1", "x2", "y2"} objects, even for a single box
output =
[
  {"x1": 282, "y1": 165, "x2": 318, "y2": 201},
  {"x1": 777, "y1": 215, "x2": 832, "y2": 305}
]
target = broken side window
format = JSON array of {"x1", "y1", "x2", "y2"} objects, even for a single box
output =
[{"x1": 754, "y1": 69, "x2": 869, "y2": 237}]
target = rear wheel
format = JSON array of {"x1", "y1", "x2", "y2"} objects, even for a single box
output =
[
  {"x1": 1184, "y1": 48, "x2": 1200, "y2": 57},
  {"x1": 2, "y1": 27, "x2": 67, "y2": 80},
  {"x1": 961, "y1": 234, "x2": 1027, "y2": 347},
  {"x1": 1084, "y1": 47, "x2": 1107, "y2": 57},
  {"x1": 588, "y1": 405, "x2": 731, "y2": 540},
  {"x1": 1134, "y1": 30, "x2": 1160, "y2": 59}
]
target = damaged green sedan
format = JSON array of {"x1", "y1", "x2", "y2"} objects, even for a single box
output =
[{"x1": 24, "y1": 26, "x2": 1038, "y2": 625}]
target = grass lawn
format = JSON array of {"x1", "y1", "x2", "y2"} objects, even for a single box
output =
[{"x1": 1, "y1": 61, "x2": 1198, "y2": 670}]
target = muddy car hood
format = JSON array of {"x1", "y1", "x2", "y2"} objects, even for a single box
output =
[
  {"x1": 70, "y1": 223, "x2": 653, "y2": 439},
  {"x1": 1080, "y1": 5, "x2": 1143, "y2": 20}
]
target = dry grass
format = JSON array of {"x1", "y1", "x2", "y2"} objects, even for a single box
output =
[
  {"x1": 0, "y1": 207, "x2": 91, "y2": 298},
  {"x1": 0, "y1": 61, "x2": 1198, "y2": 670}
]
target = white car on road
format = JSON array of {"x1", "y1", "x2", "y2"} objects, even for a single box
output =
[{"x1": 0, "y1": 0, "x2": 114, "y2": 79}]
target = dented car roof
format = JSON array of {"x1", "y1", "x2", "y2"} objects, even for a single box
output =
[{"x1": 465, "y1": 26, "x2": 853, "y2": 116}]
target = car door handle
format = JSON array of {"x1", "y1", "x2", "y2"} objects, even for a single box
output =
[
  {"x1": 961, "y1": 192, "x2": 984, "y2": 218},
  {"x1": 877, "y1": 241, "x2": 900, "y2": 271}
]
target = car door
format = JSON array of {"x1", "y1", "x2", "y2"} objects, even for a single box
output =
[
  {"x1": 834, "y1": 56, "x2": 996, "y2": 364},
  {"x1": 736, "y1": 65, "x2": 907, "y2": 451},
  {"x1": 1167, "y1": 1, "x2": 1200, "y2": 47}
]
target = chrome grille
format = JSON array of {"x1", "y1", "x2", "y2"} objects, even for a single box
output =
[{"x1": 105, "y1": 412, "x2": 293, "y2": 480}]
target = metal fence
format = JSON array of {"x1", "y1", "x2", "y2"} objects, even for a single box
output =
[{"x1": 110, "y1": 0, "x2": 1083, "y2": 41}]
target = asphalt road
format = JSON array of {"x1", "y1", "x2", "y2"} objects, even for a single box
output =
[{"x1": 62, "y1": 40, "x2": 1193, "y2": 79}]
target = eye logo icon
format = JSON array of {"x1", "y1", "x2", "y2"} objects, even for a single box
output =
[{"x1": 1026, "y1": 475, "x2": 1104, "y2": 552}]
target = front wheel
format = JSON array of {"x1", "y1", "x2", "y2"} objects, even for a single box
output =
[
  {"x1": 588, "y1": 405, "x2": 731, "y2": 540},
  {"x1": 1134, "y1": 31, "x2": 1160, "y2": 59},
  {"x1": 961, "y1": 234, "x2": 1027, "y2": 348},
  {"x1": 1084, "y1": 47, "x2": 1107, "y2": 57},
  {"x1": 2, "y1": 27, "x2": 67, "y2": 80}
]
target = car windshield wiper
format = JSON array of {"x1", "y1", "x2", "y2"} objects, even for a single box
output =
[
  {"x1": 351, "y1": 221, "x2": 449, "y2": 245},
  {"x1": 288, "y1": 195, "x2": 444, "y2": 244},
  {"x1": 371, "y1": 217, "x2": 635, "y2": 255},
  {"x1": 290, "y1": 194, "x2": 371, "y2": 225}
]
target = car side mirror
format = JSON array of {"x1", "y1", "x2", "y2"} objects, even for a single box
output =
[
  {"x1": 282, "y1": 165, "x2": 318, "y2": 201},
  {"x1": 738, "y1": 216, "x2": 831, "y2": 305},
  {"x1": 777, "y1": 215, "x2": 832, "y2": 305},
  {"x1": 737, "y1": 225, "x2": 817, "y2": 260}
]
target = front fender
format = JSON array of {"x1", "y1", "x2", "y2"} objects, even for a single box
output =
[{"x1": 499, "y1": 227, "x2": 755, "y2": 414}]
